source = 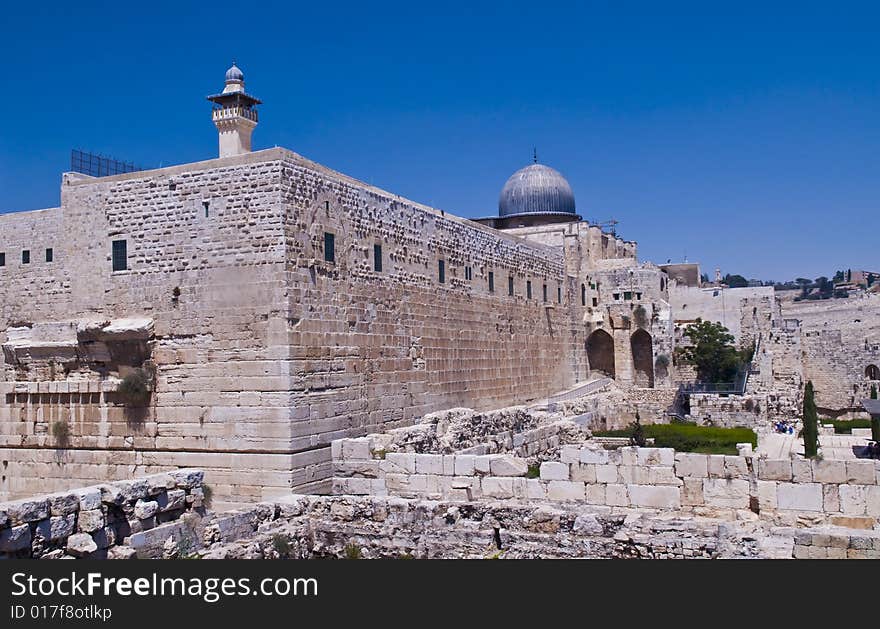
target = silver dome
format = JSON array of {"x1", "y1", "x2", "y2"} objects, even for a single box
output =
[
  {"x1": 225, "y1": 63, "x2": 244, "y2": 82},
  {"x1": 498, "y1": 163, "x2": 576, "y2": 217}
]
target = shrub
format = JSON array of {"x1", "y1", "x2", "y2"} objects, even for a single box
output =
[
  {"x1": 271, "y1": 534, "x2": 292, "y2": 559},
  {"x1": 822, "y1": 418, "x2": 872, "y2": 434},
  {"x1": 593, "y1": 423, "x2": 756, "y2": 455},
  {"x1": 117, "y1": 369, "x2": 152, "y2": 407},
  {"x1": 201, "y1": 484, "x2": 213, "y2": 509},
  {"x1": 654, "y1": 354, "x2": 670, "y2": 369},
  {"x1": 344, "y1": 542, "x2": 362, "y2": 560},
  {"x1": 628, "y1": 414, "x2": 647, "y2": 447},
  {"x1": 51, "y1": 420, "x2": 71, "y2": 448},
  {"x1": 526, "y1": 463, "x2": 540, "y2": 479}
]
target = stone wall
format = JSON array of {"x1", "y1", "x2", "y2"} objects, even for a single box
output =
[
  {"x1": 332, "y1": 440, "x2": 880, "y2": 527},
  {"x1": 1, "y1": 148, "x2": 636, "y2": 505},
  {"x1": 0, "y1": 469, "x2": 204, "y2": 559},
  {"x1": 782, "y1": 295, "x2": 880, "y2": 413},
  {"x1": 669, "y1": 285, "x2": 776, "y2": 345},
  {"x1": 688, "y1": 391, "x2": 799, "y2": 427}
]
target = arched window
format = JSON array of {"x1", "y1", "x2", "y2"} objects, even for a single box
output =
[
  {"x1": 581, "y1": 283, "x2": 586, "y2": 306},
  {"x1": 866, "y1": 364, "x2": 880, "y2": 380}
]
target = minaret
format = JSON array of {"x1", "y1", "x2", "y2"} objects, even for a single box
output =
[{"x1": 207, "y1": 63, "x2": 262, "y2": 158}]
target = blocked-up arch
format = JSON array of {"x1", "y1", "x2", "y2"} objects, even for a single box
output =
[
  {"x1": 867, "y1": 364, "x2": 880, "y2": 380},
  {"x1": 631, "y1": 329, "x2": 654, "y2": 388},
  {"x1": 587, "y1": 329, "x2": 615, "y2": 379}
]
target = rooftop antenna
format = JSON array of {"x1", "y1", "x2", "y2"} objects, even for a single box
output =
[{"x1": 533, "y1": 147, "x2": 538, "y2": 164}]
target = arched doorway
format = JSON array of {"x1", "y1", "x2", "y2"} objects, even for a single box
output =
[
  {"x1": 631, "y1": 329, "x2": 654, "y2": 388},
  {"x1": 587, "y1": 329, "x2": 615, "y2": 379},
  {"x1": 867, "y1": 364, "x2": 880, "y2": 380}
]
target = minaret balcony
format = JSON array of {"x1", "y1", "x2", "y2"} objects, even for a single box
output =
[{"x1": 212, "y1": 106, "x2": 258, "y2": 123}]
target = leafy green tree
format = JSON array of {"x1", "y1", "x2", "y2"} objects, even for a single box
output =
[
  {"x1": 802, "y1": 381, "x2": 819, "y2": 458},
  {"x1": 871, "y1": 384, "x2": 877, "y2": 400},
  {"x1": 722, "y1": 273, "x2": 748, "y2": 288},
  {"x1": 675, "y1": 319, "x2": 743, "y2": 384}
]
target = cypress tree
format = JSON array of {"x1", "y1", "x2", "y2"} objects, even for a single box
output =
[
  {"x1": 802, "y1": 381, "x2": 819, "y2": 458},
  {"x1": 871, "y1": 385, "x2": 880, "y2": 442}
]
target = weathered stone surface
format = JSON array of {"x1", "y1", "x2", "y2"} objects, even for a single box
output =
[
  {"x1": 845, "y1": 461, "x2": 875, "y2": 485},
  {"x1": 7, "y1": 498, "x2": 50, "y2": 524},
  {"x1": 777, "y1": 483, "x2": 822, "y2": 512},
  {"x1": 839, "y1": 484, "x2": 868, "y2": 515},
  {"x1": 35, "y1": 514, "x2": 76, "y2": 542},
  {"x1": 489, "y1": 456, "x2": 528, "y2": 477},
  {"x1": 77, "y1": 509, "x2": 105, "y2": 533},
  {"x1": 811, "y1": 460, "x2": 847, "y2": 484},
  {"x1": 674, "y1": 453, "x2": 708, "y2": 478},
  {"x1": 546, "y1": 481, "x2": 585, "y2": 502},
  {"x1": 75, "y1": 488, "x2": 102, "y2": 511},
  {"x1": 0, "y1": 524, "x2": 32, "y2": 552},
  {"x1": 757, "y1": 459, "x2": 792, "y2": 482},
  {"x1": 48, "y1": 492, "x2": 80, "y2": 517},
  {"x1": 681, "y1": 478, "x2": 704, "y2": 506},
  {"x1": 107, "y1": 546, "x2": 137, "y2": 560},
  {"x1": 755, "y1": 481, "x2": 777, "y2": 511},
  {"x1": 595, "y1": 464, "x2": 618, "y2": 484},
  {"x1": 579, "y1": 448, "x2": 610, "y2": 465},
  {"x1": 626, "y1": 485, "x2": 680, "y2": 509},
  {"x1": 702, "y1": 479, "x2": 750, "y2": 509},
  {"x1": 160, "y1": 490, "x2": 187, "y2": 512},
  {"x1": 572, "y1": 514, "x2": 603, "y2": 535},
  {"x1": 169, "y1": 469, "x2": 204, "y2": 490},
  {"x1": 66, "y1": 533, "x2": 98, "y2": 557},
  {"x1": 539, "y1": 462, "x2": 569, "y2": 481},
  {"x1": 791, "y1": 459, "x2": 813, "y2": 483},
  {"x1": 134, "y1": 500, "x2": 160, "y2": 521}
]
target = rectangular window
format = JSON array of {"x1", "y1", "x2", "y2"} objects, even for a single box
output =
[
  {"x1": 508, "y1": 276, "x2": 514, "y2": 296},
  {"x1": 22, "y1": 250, "x2": 30, "y2": 264},
  {"x1": 439, "y1": 259, "x2": 445, "y2": 284},
  {"x1": 465, "y1": 266, "x2": 472, "y2": 281},
  {"x1": 111, "y1": 240, "x2": 127, "y2": 271},
  {"x1": 0, "y1": 252, "x2": 5, "y2": 267},
  {"x1": 527, "y1": 281, "x2": 532, "y2": 300},
  {"x1": 636, "y1": 292, "x2": 642, "y2": 300},
  {"x1": 557, "y1": 286, "x2": 562, "y2": 303},
  {"x1": 613, "y1": 293, "x2": 620, "y2": 300},
  {"x1": 488, "y1": 271, "x2": 494, "y2": 293},
  {"x1": 581, "y1": 284, "x2": 586, "y2": 306},
  {"x1": 592, "y1": 297, "x2": 598, "y2": 307},
  {"x1": 542, "y1": 283, "x2": 547, "y2": 302},
  {"x1": 203, "y1": 200, "x2": 210, "y2": 218},
  {"x1": 324, "y1": 232, "x2": 335, "y2": 263},
  {"x1": 45, "y1": 248, "x2": 53, "y2": 263},
  {"x1": 373, "y1": 244, "x2": 382, "y2": 272},
  {"x1": 624, "y1": 291, "x2": 633, "y2": 300}
]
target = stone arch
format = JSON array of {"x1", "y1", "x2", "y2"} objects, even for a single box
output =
[
  {"x1": 866, "y1": 364, "x2": 879, "y2": 380},
  {"x1": 631, "y1": 329, "x2": 654, "y2": 388},
  {"x1": 586, "y1": 329, "x2": 615, "y2": 379}
]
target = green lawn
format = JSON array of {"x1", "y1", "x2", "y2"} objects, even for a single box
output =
[{"x1": 592, "y1": 423, "x2": 757, "y2": 455}]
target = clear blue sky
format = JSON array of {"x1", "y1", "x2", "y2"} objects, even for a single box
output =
[{"x1": 1, "y1": 1, "x2": 877, "y2": 281}]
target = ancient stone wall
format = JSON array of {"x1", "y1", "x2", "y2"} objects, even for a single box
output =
[
  {"x1": 782, "y1": 295, "x2": 880, "y2": 412},
  {"x1": 332, "y1": 438, "x2": 880, "y2": 527},
  {"x1": 0, "y1": 469, "x2": 204, "y2": 559},
  {"x1": 0, "y1": 148, "x2": 622, "y2": 505}
]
